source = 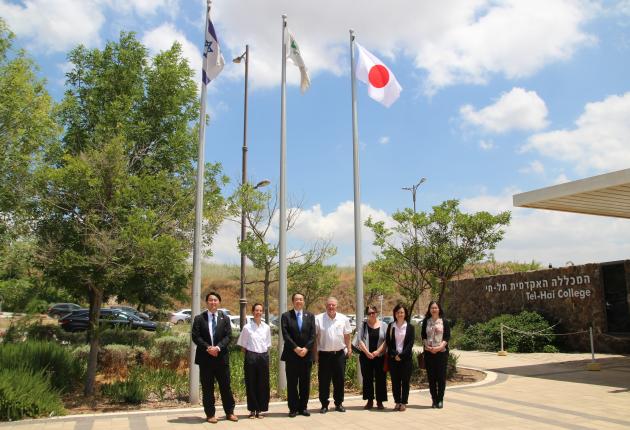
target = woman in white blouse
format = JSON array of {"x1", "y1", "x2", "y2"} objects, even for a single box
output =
[
  {"x1": 385, "y1": 303, "x2": 415, "y2": 411},
  {"x1": 421, "y1": 301, "x2": 451, "y2": 409},
  {"x1": 236, "y1": 303, "x2": 272, "y2": 418}
]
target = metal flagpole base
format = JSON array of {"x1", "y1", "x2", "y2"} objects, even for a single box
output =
[{"x1": 497, "y1": 350, "x2": 508, "y2": 356}]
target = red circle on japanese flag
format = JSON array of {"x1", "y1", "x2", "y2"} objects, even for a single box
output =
[{"x1": 368, "y1": 65, "x2": 390, "y2": 88}]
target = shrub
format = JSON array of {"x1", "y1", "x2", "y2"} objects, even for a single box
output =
[
  {"x1": 543, "y1": 344, "x2": 559, "y2": 353},
  {"x1": 459, "y1": 311, "x2": 555, "y2": 353},
  {"x1": 447, "y1": 352, "x2": 458, "y2": 379},
  {"x1": 99, "y1": 327, "x2": 153, "y2": 348},
  {"x1": 24, "y1": 298, "x2": 49, "y2": 314},
  {"x1": 0, "y1": 341, "x2": 83, "y2": 393},
  {"x1": 135, "y1": 367, "x2": 187, "y2": 401},
  {"x1": 100, "y1": 344, "x2": 145, "y2": 376},
  {"x1": 0, "y1": 368, "x2": 65, "y2": 421},
  {"x1": 149, "y1": 336, "x2": 188, "y2": 368},
  {"x1": 2, "y1": 319, "x2": 86, "y2": 345},
  {"x1": 101, "y1": 375, "x2": 147, "y2": 404},
  {"x1": 448, "y1": 320, "x2": 465, "y2": 349}
]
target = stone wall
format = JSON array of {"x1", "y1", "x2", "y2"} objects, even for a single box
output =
[{"x1": 446, "y1": 263, "x2": 620, "y2": 352}]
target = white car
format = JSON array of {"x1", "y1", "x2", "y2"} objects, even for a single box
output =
[
  {"x1": 229, "y1": 315, "x2": 266, "y2": 331},
  {"x1": 169, "y1": 309, "x2": 191, "y2": 324}
]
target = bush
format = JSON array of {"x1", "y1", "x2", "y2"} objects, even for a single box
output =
[
  {"x1": 101, "y1": 374, "x2": 147, "y2": 404},
  {"x1": 543, "y1": 344, "x2": 559, "y2": 353},
  {"x1": 135, "y1": 368, "x2": 188, "y2": 401},
  {"x1": 149, "y1": 336, "x2": 188, "y2": 368},
  {"x1": 0, "y1": 341, "x2": 83, "y2": 393},
  {"x1": 0, "y1": 368, "x2": 65, "y2": 421},
  {"x1": 99, "y1": 327, "x2": 153, "y2": 348},
  {"x1": 24, "y1": 298, "x2": 49, "y2": 314},
  {"x1": 447, "y1": 352, "x2": 458, "y2": 379},
  {"x1": 459, "y1": 311, "x2": 555, "y2": 353},
  {"x1": 1, "y1": 319, "x2": 86, "y2": 345},
  {"x1": 100, "y1": 344, "x2": 145, "y2": 376}
]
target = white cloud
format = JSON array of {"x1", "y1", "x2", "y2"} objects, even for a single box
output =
[
  {"x1": 0, "y1": 0, "x2": 105, "y2": 52},
  {"x1": 141, "y1": 23, "x2": 204, "y2": 86},
  {"x1": 479, "y1": 139, "x2": 494, "y2": 150},
  {"x1": 214, "y1": 0, "x2": 596, "y2": 93},
  {"x1": 460, "y1": 189, "x2": 630, "y2": 266},
  {"x1": 522, "y1": 92, "x2": 630, "y2": 173},
  {"x1": 378, "y1": 136, "x2": 390, "y2": 145},
  {"x1": 207, "y1": 219, "x2": 241, "y2": 263},
  {"x1": 553, "y1": 173, "x2": 570, "y2": 184},
  {"x1": 519, "y1": 160, "x2": 545, "y2": 175},
  {"x1": 460, "y1": 87, "x2": 549, "y2": 133},
  {"x1": 105, "y1": 0, "x2": 179, "y2": 17}
]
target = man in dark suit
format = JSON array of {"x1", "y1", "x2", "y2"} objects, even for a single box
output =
[
  {"x1": 192, "y1": 291, "x2": 238, "y2": 424},
  {"x1": 281, "y1": 292, "x2": 316, "y2": 418}
]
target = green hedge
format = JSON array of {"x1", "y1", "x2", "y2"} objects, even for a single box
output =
[
  {"x1": 0, "y1": 368, "x2": 65, "y2": 421},
  {"x1": 458, "y1": 311, "x2": 555, "y2": 353},
  {"x1": 149, "y1": 336, "x2": 188, "y2": 367},
  {"x1": 0, "y1": 341, "x2": 84, "y2": 393}
]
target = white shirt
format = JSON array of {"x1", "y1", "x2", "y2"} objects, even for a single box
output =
[
  {"x1": 394, "y1": 321, "x2": 407, "y2": 354},
  {"x1": 237, "y1": 320, "x2": 272, "y2": 353},
  {"x1": 315, "y1": 312, "x2": 352, "y2": 352}
]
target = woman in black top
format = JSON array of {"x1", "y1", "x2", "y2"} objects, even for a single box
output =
[
  {"x1": 385, "y1": 303, "x2": 415, "y2": 411},
  {"x1": 421, "y1": 301, "x2": 451, "y2": 409},
  {"x1": 353, "y1": 305, "x2": 387, "y2": 409}
]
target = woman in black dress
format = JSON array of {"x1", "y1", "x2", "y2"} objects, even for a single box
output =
[
  {"x1": 354, "y1": 305, "x2": 387, "y2": 409},
  {"x1": 421, "y1": 301, "x2": 450, "y2": 409}
]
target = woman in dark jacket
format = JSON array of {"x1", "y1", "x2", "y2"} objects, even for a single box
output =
[
  {"x1": 421, "y1": 301, "x2": 451, "y2": 409},
  {"x1": 353, "y1": 305, "x2": 387, "y2": 409},
  {"x1": 385, "y1": 303, "x2": 415, "y2": 411}
]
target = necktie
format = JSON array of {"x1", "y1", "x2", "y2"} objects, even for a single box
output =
[
  {"x1": 297, "y1": 312, "x2": 302, "y2": 332},
  {"x1": 211, "y1": 313, "x2": 217, "y2": 338}
]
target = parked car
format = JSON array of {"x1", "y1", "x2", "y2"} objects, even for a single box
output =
[
  {"x1": 381, "y1": 316, "x2": 394, "y2": 325},
  {"x1": 59, "y1": 308, "x2": 158, "y2": 332},
  {"x1": 47, "y1": 303, "x2": 82, "y2": 319},
  {"x1": 411, "y1": 315, "x2": 424, "y2": 325},
  {"x1": 228, "y1": 315, "x2": 267, "y2": 331},
  {"x1": 169, "y1": 309, "x2": 192, "y2": 324},
  {"x1": 111, "y1": 305, "x2": 150, "y2": 320}
]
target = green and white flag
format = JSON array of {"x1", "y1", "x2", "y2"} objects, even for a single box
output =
[{"x1": 285, "y1": 28, "x2": 310, "y2": 93}]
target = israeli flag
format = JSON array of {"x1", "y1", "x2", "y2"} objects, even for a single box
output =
[{"x1": 202, "y1": 14, "x2": 225, "y2": 85}]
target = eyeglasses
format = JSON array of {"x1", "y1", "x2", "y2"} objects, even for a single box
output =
[{"x1": 367, "y1": 312, "x2": 376, "y2": 315}]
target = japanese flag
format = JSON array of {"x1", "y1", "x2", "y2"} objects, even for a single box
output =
[{"x1": 355, "y1": 42, "x2": 402, "y2": 108}]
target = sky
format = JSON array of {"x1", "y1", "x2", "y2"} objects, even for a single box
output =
[{"x1": 2, "y1": 0, "x2": 630, "y2": 268}]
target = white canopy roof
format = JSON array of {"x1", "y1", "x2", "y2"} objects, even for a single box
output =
[{"x1": 513, "y1": 168, "x2": 630, "y2": 219}]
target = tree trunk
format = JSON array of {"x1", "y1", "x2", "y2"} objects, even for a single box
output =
[
  {"x1": 84, "y1": 287, "x2": 103, "y2": 397},
  {"x1": 437, "y1": 277, "x2": 447, "y2": 306},
  {"x1": 263, "y1": 268, "x2": 270, "y2": 324}
]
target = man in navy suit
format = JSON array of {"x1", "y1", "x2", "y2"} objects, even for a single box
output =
[
  {"x1": 281, "y1": 292, "x2": 316, "y2": 417},
  {"x1": 192, "y1": 291, "x2": 238, "y2": 423}
]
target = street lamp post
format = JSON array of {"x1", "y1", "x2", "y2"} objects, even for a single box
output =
[{"x1": 402, "y1": 177, "x2": 427, "y2": 318}]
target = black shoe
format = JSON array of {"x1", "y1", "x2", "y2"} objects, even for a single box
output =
[
  {"x1": 335, "y1": 405, "x2": 346, "y2": 412},
  {"x1": 288, "y1": 411, "x2": 297, "y2": 418},
  {"x1": 431, "y1": 402, "x2": 436, "y2": 408},
  {"x1": 300, "y1": 410, "x2": 310, "y2": 416},
  {"x1": 319, "y1": 406, "x2": 328, "y2": 414},
  {"x1": 437, "y1": 401, "x2": 443, "y2": 409}
]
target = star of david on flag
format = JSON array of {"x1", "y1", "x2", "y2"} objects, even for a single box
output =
[{"x1": 202, "y1": 13, "x2": 225, "y2": 85}]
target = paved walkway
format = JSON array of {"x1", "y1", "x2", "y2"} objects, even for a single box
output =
[{"x1": 2, "y1": 350, "x2": 629, "y2": 429}]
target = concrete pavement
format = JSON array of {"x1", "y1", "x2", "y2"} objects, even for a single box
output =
[{"x1": 1, "y1": 350, "x2": 628, "y2": 429}]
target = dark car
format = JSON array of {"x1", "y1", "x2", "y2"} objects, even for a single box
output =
[
  {"x1": 59, "y1": 308, "x2": 158, "y2": 332},
  {"x1": 47, "y1": 303, "x2": 82, "y2": 318},
  {"x1": 110, "y1": 306, "x2": 151, "y2": 320}
]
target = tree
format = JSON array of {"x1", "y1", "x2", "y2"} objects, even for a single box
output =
[
  {"x1": 0, "y1": 19, "x2": 58, "y2": 302},
  {"x1": 418, "y1": 200, "x2": 511, "y2": 304},
  {"x1": 365, "y1": 208, "x2": 433, "y2": 314},
  {"x1": 363, "y1": 261, "x2": 396, "y2": 308},
  {"x1": 35, "y1": 33, "x2": 227, "y2": 396},
  {"x1": 236, "y1": 186, "x2": 336, "y2": 322},
  {"x1": 288, "y1": 261, "x2": 338, "y2": 311}
]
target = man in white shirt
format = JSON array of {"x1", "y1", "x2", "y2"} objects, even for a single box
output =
[{"x1": 314, "y1": 297, "x2": 352, "y2": 413}]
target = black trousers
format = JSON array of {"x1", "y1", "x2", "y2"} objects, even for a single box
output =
[
  {"x1": 359, "y1": 354, "x2": 387, "y2": 402},
  {"x1": 389, "y1": 357, "x2": 412, "y2": 404},
  {"x1": 199, "y1": 360, "x2": 236, "y2": 418},
  {"x1": 285, "y1": 356, "x2": 313, "y2": 412},
  {"x1": 318, "y1": 350, "x2": 346, "y2": 407},
  {"x1": 244, "y1": 351, "x2": 270, "y2": 412},
  {"x1": 425, "y1": 351, "x2": 448, "y2": 402}
]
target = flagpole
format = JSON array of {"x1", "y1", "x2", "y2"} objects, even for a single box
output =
[
  {"x1": 350, "y1": 29, "x2": 364, "y2": 387},
  {"x1": 277, "y1": 13, "x2": 288, "y2": 393},
  {"x1": 189, "y1": 0, "x2": 212, "y2": 406}
]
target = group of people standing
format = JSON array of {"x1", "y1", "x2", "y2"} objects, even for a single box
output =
[{"x1": 191, "y1": 291, "x2": 450, "y2": 424}]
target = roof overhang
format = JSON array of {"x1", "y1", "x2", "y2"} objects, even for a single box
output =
[{"x1": 513, "y1": 168, "x2": 630, "y2": 219}]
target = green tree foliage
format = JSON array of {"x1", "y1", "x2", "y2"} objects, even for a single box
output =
[
  {"x1": 288, "y1": 261, "x2": 338, "y2": 311},
  {"x1": 35, "y1": 33, "x2": 227, "y2": 395},
  {"x1": 365, "y1": 208, "x2": 433, "y2": 314},
  {"x1": 363, "y1": 261, "x2": 396, "y2": 308},
  {"x1": 418, "y1": 200, "x2": 511, "y2": 304},
  {"x1": 0, "y1": 19, "x2": 58, "y2": 307}
]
